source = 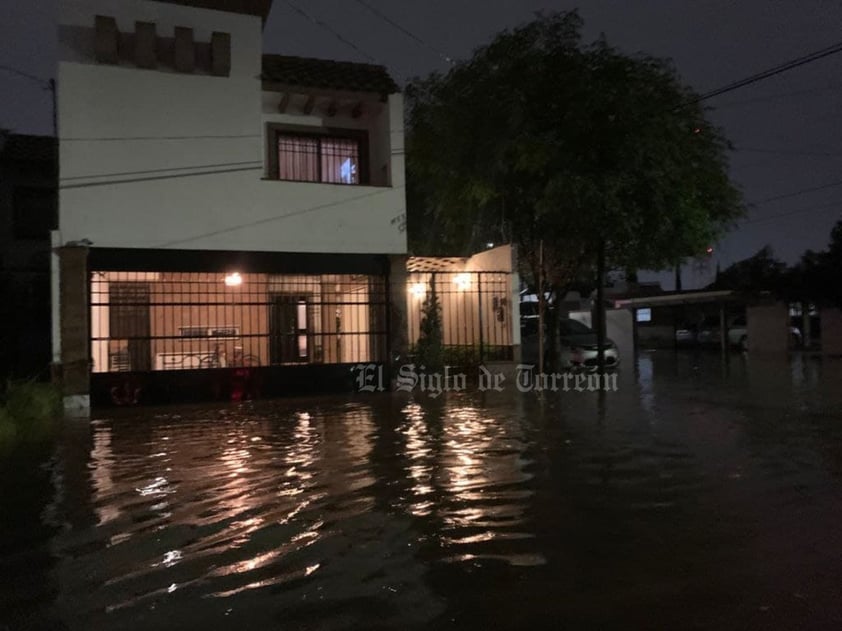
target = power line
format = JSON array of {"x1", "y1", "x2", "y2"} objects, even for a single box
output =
[
  {"x1": 281, "y1": 0, "x2": 378, "y2": 64},
  {"x1": 713, "y1": 83, "x2": 842, "y2": 109},
  {"x1": 733, "y1": 146, "x2": 842, "y2": 158},
  {"x1": 751, "y1": 178, "x2": 842, "y2": 205},
  {"x1": 350, "y1": 0, "x2": 455, "y2": 67},
  {"x1": 697, "y1": 40, "x2": 842, "y2": 102},
  {"x1": 157, "y1": 185, "x2": 405, "y2": 248},
  {"x1": 0, "y1": 63, "x2": 51, "y2": 87},
  {"x1": 743, "y1": 200, "x2": 841, "y2": 225},
  {"x1": 60, "y1": 160, "x2": 264, "y2": 182},
  {"x1": 60, "y1": 165, "x2": 263, "y2": 189},
  {"x1": 62, "y1": 132, "x2": 262, "y2": 142}
]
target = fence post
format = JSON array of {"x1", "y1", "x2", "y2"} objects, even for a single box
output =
[{"x1": 477, "y1": 273, "x2": 485, "y2": 363}]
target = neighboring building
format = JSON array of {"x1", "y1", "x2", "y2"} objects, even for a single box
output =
[
  {"x1": 0, "y1": 133, "x2": 57, "y2": 378},
  {"x1": 55, "y1": 0, "x2": 407, "y2": 412}
]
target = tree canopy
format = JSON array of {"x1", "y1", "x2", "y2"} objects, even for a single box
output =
[
  {"x1": 406, "y1": 10, "x2": 744, "y2": 294},
  {"x1": 709, "y1": 220, "x2": 842, "y2": 309}
]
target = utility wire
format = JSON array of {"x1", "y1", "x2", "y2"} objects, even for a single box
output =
[
  {"x1": 713, "y1": 83, "x2": 842, "y2": 109},
  {"x1": 60, "y1": 165, "x2": 264, "y2": 189},
  {"x1": 0, "y1": 63, "x2": 51, "y2": 87},
  {"x1": 62, "y1": 133, "x2": 262, "y2": 142},
  {"x1": 697, "y1": 40, "x2": 842, "y2": 102},
  {"x1": 733, "y1": 146, "x2": 842, "y2": 158},
  {"x1": 281, "y1": 0, "x2": 378, "y2": 64},
  {"x1": 350, "y1": 0, "x2": 455, "y2": 66},
  {"x1": 156, "y1": 185, "x2": 405, "y2": 248},
  {"x1": 743, "y1": 200, "x2": 841, "y2": 225},
  {"x1": 60, "y1": 160, "x2": 264, "y2": 181},
  {"x1": 751, "y1": 178, "x2": 842, "y2": 205}
]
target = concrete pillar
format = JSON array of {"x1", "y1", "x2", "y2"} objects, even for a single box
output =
[
  {"x1": 820, "y1": 307, "x2": 842, "y2": 355},
  {"x1": 509, "y1": 244, "x2": 522, "y2": 363},
  {"x1": 57, "y1": 246, "x2": 90, "y2": 416},
  {"x1": 747, "y1": 302, "x2": 789, "y2": 356},
  {"x1": 387, "y1": 254, "x2": 409, "y2": 385}
]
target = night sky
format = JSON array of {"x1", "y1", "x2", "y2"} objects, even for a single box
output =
[{"x1": 3, "y1": 0, "x2": 842, "y2": 289}]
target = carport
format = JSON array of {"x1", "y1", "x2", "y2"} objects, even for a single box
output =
[{"x1": 613, "y1": 289, "x2": 744, "y2": 354}]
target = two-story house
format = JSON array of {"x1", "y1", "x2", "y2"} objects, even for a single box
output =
[{"x1": 55, "y1": 0, "x2": 408, "y2": 413}]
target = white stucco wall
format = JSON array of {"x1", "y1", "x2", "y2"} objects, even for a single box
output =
[{"x1": 57, "y1": 0, "x2": 406, "y2": 254}]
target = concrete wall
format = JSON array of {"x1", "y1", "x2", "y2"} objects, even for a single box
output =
[
  {"x1": 820, "y1": 307, "x2": 842, "y2": 355},
  {"x1": 747, "y1": 303, "x2": 789, "y2": 355},
  {"x1": 406, "y1": 246, "x2": 518, "y2": 355},
  {"x1": 57, "y1": 0, "x2": 406, "y2": 255}
]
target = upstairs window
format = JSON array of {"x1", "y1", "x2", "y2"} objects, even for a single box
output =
[{"x1": 269, "y1": 128, "x2": 368, "y2": 185}]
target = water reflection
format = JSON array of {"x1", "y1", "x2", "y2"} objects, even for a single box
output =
[{"x1": 3, "y1": 353, "x2": 842, "y2": 629}]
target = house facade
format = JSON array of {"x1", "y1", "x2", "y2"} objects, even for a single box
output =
[{"x1": 55, "y1": 0, "x2": 408, "y2": 413}]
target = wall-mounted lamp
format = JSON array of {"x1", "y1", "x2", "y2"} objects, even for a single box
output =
[
  {"x1": 453, "y1": 273, "x2": 471, "y2": 291},
  {"x1": 224, "y1": 272, "x2": 243, "y2": 287},
  {"x1": 409, "y1": 282, "x2": 426, "y2": 298}
]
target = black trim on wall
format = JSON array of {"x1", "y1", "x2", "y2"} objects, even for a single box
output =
[{"x1": 88, "y1": 248, "x2": 391, "y2": 276}]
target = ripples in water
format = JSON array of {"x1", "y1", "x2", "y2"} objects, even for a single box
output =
[{"x1": 3, "y1": 353, "x2": 842, "y2": 629}]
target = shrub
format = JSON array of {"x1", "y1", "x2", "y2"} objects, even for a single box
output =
[
  {"x1": 415, "y1": 275, "x2": 444, "y2": 371},
  {"x1": 0, "y1": 380, "x2": 61, "y2": 445}
]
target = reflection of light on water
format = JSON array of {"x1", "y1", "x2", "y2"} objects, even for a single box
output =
[
  {"x1": 153, "y1": 550, "x2": 182, "y2": 568},
  {"x1": 136, "y1": 476, "x2": 173, "y2": 497},
  {"x1": 399, "y1": 404, "x2": 435, "y2": 515},
  {"x1": 91, "y1": 423, "x2": 121, "y2": 525},
  {"x1": 637, "y1": 353, "x2": 656, "y2": 416},
  {"x1": 443, "y1": 552, "x2": 546, "y2": 567}
]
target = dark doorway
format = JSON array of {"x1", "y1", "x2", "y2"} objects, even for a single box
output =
[
  {"x1": 109, "y1": 282, "x2": 151, "y2": 371},
  {"x1": 270, "y1": 295, "x2": 309, "y2": 364}
]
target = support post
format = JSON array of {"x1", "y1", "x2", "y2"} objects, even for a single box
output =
[
  {"x1": 387, "y1": 255, "x2": 409, "y2": 388},
  {"x1": 57, "y1": 245, "x2": 91, "y2": 417},
  {"x1": 477, "y1": 273, "x2": 484, "y2": 363},
  {"x1": 596, "y1": 240, "x2": 606, "y2": 375},
  {"x1": 537, "y1": 240, "x2": 544, "y2": 373}
]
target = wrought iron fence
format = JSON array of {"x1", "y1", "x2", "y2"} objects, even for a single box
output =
[
  {"x1": 90, "y1": 271, "x2": 387, "y2": 373},
  {"x1": 406, "y1": 271, "x2": 514, "y2": 364}
]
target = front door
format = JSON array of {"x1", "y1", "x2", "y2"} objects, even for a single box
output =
[
  {"x1": 270, "y1": 295, "x2": 309, "y2": 364},
  {"x1": 109, "y1": 282, "x2": 151, "y2": 371}
]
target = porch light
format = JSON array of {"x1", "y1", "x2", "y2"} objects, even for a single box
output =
[
  {"x1": 224, "y1": 272, "x2": 243, "y2": 287},
  {"x1": 409, "y1": 282, "x2": 426, "y2": 298},
  {"x1": 454, "y1": 273, "x2": 471, "y2": 291}
]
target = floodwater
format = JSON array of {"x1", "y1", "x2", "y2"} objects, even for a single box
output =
[{"x1": 2, "y1": 352, "x2": 842, "y2": 630}]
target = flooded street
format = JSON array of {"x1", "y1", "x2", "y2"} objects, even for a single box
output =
[{"x1": 3, "y1": 352, "x2": 842, "y2": 630}]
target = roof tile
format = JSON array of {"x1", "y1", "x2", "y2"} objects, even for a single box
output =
[{"x1": 262, "y1": 54, "x2": 399, "y2": 96}]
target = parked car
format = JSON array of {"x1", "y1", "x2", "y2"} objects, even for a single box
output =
[
  {"x1": 674, "y1": 324, "x2": 699, "y2": 346},
  {"x1": 695, "y1": 315, "x2": 801, "y2": 351},
  {"x1": 519, "y1": 300, "x2": 540, "y2": 336},
  {"x1": 726, "y1": 315, "x2": 802, "y2": 351},
  {"x1": 558, "y1": 318, "x2": 619, "y2": 370}
]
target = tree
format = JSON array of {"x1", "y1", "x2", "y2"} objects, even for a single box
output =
[
  {"x1": 406, "y1": 11, "x2": 743, "y2": 368},
  {"x1": 414, "y1": 274, "x2": 444, "y2": 371},
  {"x1": 786, "y1": 219, "x2": 842, "y2": 308},
  {"x1": 709, "y1": 245, "x2": 788, "y2": 293}
]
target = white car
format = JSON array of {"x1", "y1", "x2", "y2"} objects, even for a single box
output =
[
  {"x1": 726, "y1": 315, "x2": 802, "y2": 351},
  {"x1": 559, "y1": 318, "x2": 619, "y2": 370},
  {"x1": 698, "y1": 315, "x2": 802, "y2": 351}
]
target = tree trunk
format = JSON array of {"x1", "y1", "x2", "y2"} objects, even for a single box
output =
[{"x1": 596, "y1": 240, "x2": 607, "y2": 375}]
